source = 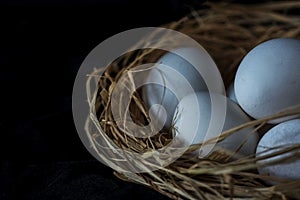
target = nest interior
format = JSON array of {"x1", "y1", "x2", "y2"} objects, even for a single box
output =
[{"x1": 86, "y1": 2, "x2": 300, "y2": 200}]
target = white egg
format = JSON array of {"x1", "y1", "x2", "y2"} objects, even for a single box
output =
[
  {"x1": 142, "y1": 47, "x2": 224, "y2": 130},
  {"x1": 256, "y1": 119, "x2": 300, "y2": 184},
  {"x1": 234, "y1": 38, "x2": 300, "y2": 123},
  {"x1": 172, "y1": 92, "x2": 259, "y2": 158},
  {"x1": 227, "y1": 84, "x2": 238, "y2": 104}
]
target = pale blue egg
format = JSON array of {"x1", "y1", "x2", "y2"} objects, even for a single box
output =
[{"x1": 235, "y1": 38, "x2": 300, "y2": 123}]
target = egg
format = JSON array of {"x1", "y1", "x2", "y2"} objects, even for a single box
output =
[
  {"x1": 256, "y1": 119, "x2": 300, "y2": 184},
  {"x1": 227, "y1": 84, "x2": 238, "y2": 103},
  {"x1": 142, "y1": 47, "x2": 224, "y2": 130},
  {"x1": 172, "y1": 92, "x2": 259, "y2": 158},
  {"x1": 234, "y1": 38, "x2": 300, "y2": 123}
]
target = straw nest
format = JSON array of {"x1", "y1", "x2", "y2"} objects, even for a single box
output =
[{"x1": 85, "y1": 1, "x2": 300, "y2": 200}]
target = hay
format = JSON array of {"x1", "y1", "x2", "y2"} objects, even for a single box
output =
[{"x1": 85, "y1": 1, "x2": 300, "y2": 199}]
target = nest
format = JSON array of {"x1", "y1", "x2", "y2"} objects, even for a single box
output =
[{"x1": 85, "y1": 2, "x2": 300, "y2": 199}]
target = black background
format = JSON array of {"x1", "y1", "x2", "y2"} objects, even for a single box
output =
[{"x1": 0, "y1": 0, "x2": 276, "y2": 200}]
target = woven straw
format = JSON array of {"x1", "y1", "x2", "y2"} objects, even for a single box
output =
[{"x1": 86, "y1": 2, "x2": 300, "y2": 199}]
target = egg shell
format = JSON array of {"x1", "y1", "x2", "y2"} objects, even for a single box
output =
[
  {"x1": 227, "y1": 84, "x2": 238, "y2": 104},
  {"x1": 256, "y1": 119, "x2": 300, "y2": 184},
  {"x1": 142, "y1": 47, "x2": 224, "y2": 130},
  {"x1": 172, "y1": 92, "x2": 259, "y2": 158},
  {"x1": 234, "y1": 38, "x2": 300, "y2": 123}
]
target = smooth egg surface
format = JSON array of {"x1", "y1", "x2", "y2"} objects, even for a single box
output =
[
  {"x1": 235, "y1": 38, "x2": 300, "y2": 123},
  {"x1": 142, "y1": 47, "x2": 224, "y2": 130},
  {"x1": 227, "y1": 84, "x2": 238, "y2": 104},
  {"x1": 256, "y1": 119, "x2": 300, "y2": 184},
  {"x1": 172, "y1": 92, "x2": 259, "y2": 158}
]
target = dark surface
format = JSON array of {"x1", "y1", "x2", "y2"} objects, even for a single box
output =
[
  {"x1": 0, "y1": 0, "x2": 281, "y2": 200},
  {"x1": 0, "y1": 1, "x2": 188, "y2": 199}
]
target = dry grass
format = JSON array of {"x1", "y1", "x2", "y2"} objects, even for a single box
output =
[{"x1": 85, "y1": 1, "x2": 300, "y2": 199}]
